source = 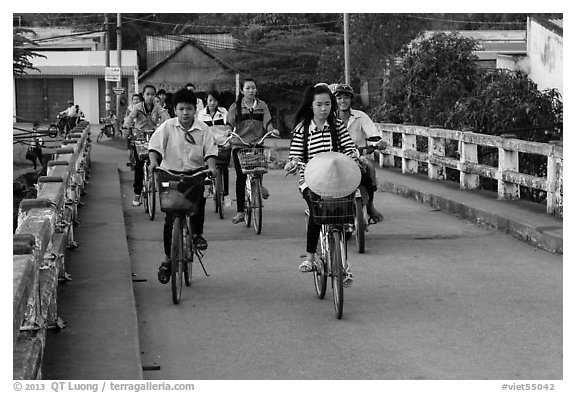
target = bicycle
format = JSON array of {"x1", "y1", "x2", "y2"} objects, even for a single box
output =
[
  {"x1": 224, "y1": 130, "x2": 279, "y2": 234},
  {"x1": 305, "y1": 192, "x2": 355, "y2": 319},
  {"x1": 137, "y1": 130, "x2": 156, "y2": 220},
  {"x1": 56, "y1": 114, "x2": 71, "y2": 138},
  {"x1": 212, "y1": 144, "x2": 231, "y2": 220},
  {"x1": 97, "y1": 115, "x2": 116, "y2": 143},
  {"x1": 351, "y1": 135, "x2": 386, "y2": 253},
  {"x1": 155, "y1": 166, "x2": 213, "y2": 305}
]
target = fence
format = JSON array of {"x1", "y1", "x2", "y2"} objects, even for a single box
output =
[
  {"x1": 375, "y1": 123, "x2": 563, "y2": 217},
  {"x1": 13, "y1": 122, "x2": 91, "y2": 379}
]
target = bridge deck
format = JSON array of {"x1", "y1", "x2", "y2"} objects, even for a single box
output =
[{"x1": 42, "y1": 125, "x2": 562, "y2": 379}]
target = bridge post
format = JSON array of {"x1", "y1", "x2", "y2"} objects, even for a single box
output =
[
  {"x1": 428, "y1": 125, "x2": 446, "y2": 180},
  {"x1": 377, "y1": 124, "x2": 394, "y2": 168},
  {"x1": 547, "y1": 141, "x2": 563, "y2": 217},
  {"x1": 498, "y1": 134, "x2": 520, "y2": 200},
  {"x1": 402, "y1": 125, "x2": 418, "y2": 174},
  {"x1": 459, "y1": 130, "x2": 479, "y2": 190}
]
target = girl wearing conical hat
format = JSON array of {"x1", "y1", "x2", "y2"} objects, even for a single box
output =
[{"x1": 285, "y1": 83, "x2": 361, "y2": 288}]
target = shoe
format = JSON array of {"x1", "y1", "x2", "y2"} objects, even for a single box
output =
[
  {"x1": 193, "y1": 234, "x2": 208, "y2": 250},
  {"x1": 158, "y1": 262, "x2": 171, "y2": 284},
  {"x1": 132, "y1": 195, "x2": 142, "y2": 206},
  {"x1": 299, "y1": 259, "x2": 314, "y2": 273},
  {"x1": 224, "y1": 195, "x2": 232, "y2": 207},
  {"x1": 232, "y1": 212, "x2": 245, "y2": 224},
  {"x1": 343, "y1": 271, "x2": 354, "y2": 288},
  {"x1": 261, "y1": 185, "x2": 270, "y2": 200}
]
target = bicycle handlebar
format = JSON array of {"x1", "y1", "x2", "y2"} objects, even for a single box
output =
[
  {"x1": 153, "y1": 166, "x2": 213, "y2": 179},
  {"x1": 222, "y1": 129, "x2": 280, "y2": 147}
]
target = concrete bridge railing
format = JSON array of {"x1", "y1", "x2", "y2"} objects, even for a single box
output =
[
  {"x1": 13, "y1": 122, "x2": 92, "y2": 379},
  {"x1": 375, "y1": 123, "x2": 563, "y2": 217}
]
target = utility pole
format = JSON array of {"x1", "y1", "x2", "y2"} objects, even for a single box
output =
[
  {"x1": 115, "y1": 13, "x2": 122, "y2": 132},
  {"x1": 104, "y1": 14, "x2": 111, "y2": 119},
  {"x1": 343, "y1": 13, "x2": 350, "y2": 85}
]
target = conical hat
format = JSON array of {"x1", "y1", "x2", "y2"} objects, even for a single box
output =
[{"x1": 304, "y1": 152, "x2": 361, "y2": 198}]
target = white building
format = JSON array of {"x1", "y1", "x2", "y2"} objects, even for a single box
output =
[{"x1": 14, "y1": 27, "x2": 138, "y2": 124}]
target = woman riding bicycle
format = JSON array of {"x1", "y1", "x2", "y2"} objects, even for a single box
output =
[
  {"x1": 197, "y1": 90, "x2": 233, "y2": 207},
  {"x1": 123, "y1": 85, "x2": 170, "y2": 206},
  {"x1": 285, "y1": 83, "x2": 359, "y2": 287},
  {"x1": 226, "y1": 78, "x2": 278, "y2": 224},
  {"x1": 148, "y1": 88, "x2": 218, "y2": 285}
]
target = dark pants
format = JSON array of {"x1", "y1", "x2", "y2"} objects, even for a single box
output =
[
  {"x1": 232, "y1": 148, "x2": 247, "y2": 212},
  {"x1": 303, "y1": 189, "x2": 322, "y2": 254},
  {"x1": 163, "y1": 197, "x2": 206, "y2": 257},
  {"x1": 133, "y1": 145, "x2": 144, "y2": 195}
]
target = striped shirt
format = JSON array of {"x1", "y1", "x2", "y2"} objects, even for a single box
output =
[{"x1": 289, "y1": 118, "x2": 358, "y2": 191}]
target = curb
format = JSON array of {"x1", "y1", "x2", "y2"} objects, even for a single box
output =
[{"x1": 379, "y1": 180, "x2": 563, "y2": 255}]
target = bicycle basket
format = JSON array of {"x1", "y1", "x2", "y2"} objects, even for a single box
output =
[
  {"x1": 310, "y1": 193, "x2": 355, "y2": 225},
  {"x1": 134, "y1": 140, "x2": 149, "y2": 161},
  {"x1": 238, "y1": 147, "x2": 269, "y2": 173},
  {"x1": 156, "y1": 170, "x2": 204, "y2": 214}
]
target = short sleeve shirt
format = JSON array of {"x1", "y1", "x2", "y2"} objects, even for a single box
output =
[
  {"x1": 345, "y1": 109, "x2": 381, "y2": 148},
  {"x1": 148, "y1": 117, "x2": 218, "y2": 172}
]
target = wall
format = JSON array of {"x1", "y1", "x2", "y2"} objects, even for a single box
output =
[
  {"x1": 527, "y1": 18, "x2": 563, "y2": 97},
  {"x1": 13, "y1": 122, "x2": 91, "y2": 379},
  {"x1": 73, "y1": 77, "x2": 99, "y2": 124}
]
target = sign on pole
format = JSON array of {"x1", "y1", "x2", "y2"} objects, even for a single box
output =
[
  {"x1": 105, "y1": 66, "x2": 121, "y2": 82},
  {"x1": 112, "y1": 87, "x2": 125, "y2": 95}
]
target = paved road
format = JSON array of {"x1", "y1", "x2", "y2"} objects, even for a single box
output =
[{"x1": 119, "y1": 163, "x2": 562, "y2": 380}]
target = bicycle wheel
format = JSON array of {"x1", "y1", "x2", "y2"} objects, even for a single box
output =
[
  {"x1": 244, "y1": 177, "x2": 252, "y2": 228},
  {"x1": 183, "y1": 217, "x2": 193, "y2": 287},
  {"x1": 143, "y1": 165, "x2": 149, "y2": 214},
  {"x1": 354, "y1": 197, "x2": 366, "y2": 253},
  {"x1": 215, "y1": 169, "x2": 224, "y2": 219},
  {"x1": 147, "y1": 170, "x2": 156, "y2": 221},
  {"x1": 251, "y1": 177, "x2": 263, "y2": 235},
  {"x1": 314, "y1": 226, "x2": 328, "y2": 299},
  {"x1": 171, "y1": 217, "x2": 184, "y2": 304},
  {"x1": 330, "y1": 230, "x2": 344, "y2": 319},
  {"x1": 96, "y1": 130, "x2": 104, "y2": 143}
]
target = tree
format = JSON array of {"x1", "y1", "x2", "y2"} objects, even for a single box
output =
[
  {"x1": 13, "y1": 27, "x2": 46, "y2": 76},
  {"x1": 374, "y1": 32, "x2": 480, "y2": 126}
]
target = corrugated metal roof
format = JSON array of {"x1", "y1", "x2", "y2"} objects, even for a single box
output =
[{"x1": 549, "y1": 19, "x2": 563, "y2": 28}]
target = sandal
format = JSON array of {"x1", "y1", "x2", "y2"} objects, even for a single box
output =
[
  {"x1": 157, "y1": 262, "x2": 171, "y2": 284},
  {"x1": 231, "y1": 212, "x2": 245, "y2": 224},
  {"x1": 299, "y1": 259, "x2": 314, "y2": 273},
  {"x1": 343, "y1": 268, "x2": 354, "y2": 288}
]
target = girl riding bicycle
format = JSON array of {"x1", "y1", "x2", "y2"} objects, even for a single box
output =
[
  {"x1": 285, "y1": 83, "x2": 360, "y2": 287},
  {"x1": 226, "y1": 78, "x2": 278, "y2": 224},
  {"x1": 197, "y1": 90, "x2": 233, "y2": 207},
  {"x1": 123, "y1": 85, "x2": 170, "y2": 206},
  {"x1": 148, "y1": 88, "x2": 218, "y2": 285}
]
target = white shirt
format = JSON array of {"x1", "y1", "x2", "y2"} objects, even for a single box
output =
[
  {"x1": 148, "y1": 117, "x2": 218, "y2": 172},
  {"x1": 342, "y1": 109, "x2": 381, "y2": 147}
]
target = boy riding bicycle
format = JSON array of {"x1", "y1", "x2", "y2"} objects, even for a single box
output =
[{"x1": 148, "y1": 88, "x2": 218, "y2": 284}]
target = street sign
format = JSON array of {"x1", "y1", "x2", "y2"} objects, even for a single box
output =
[
  {"x1": 112, "y1": 87, "x2": 125, "y2": 95},
  {"x1": 105, "y1": 67, "x2": 121, "y2": 82}
]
